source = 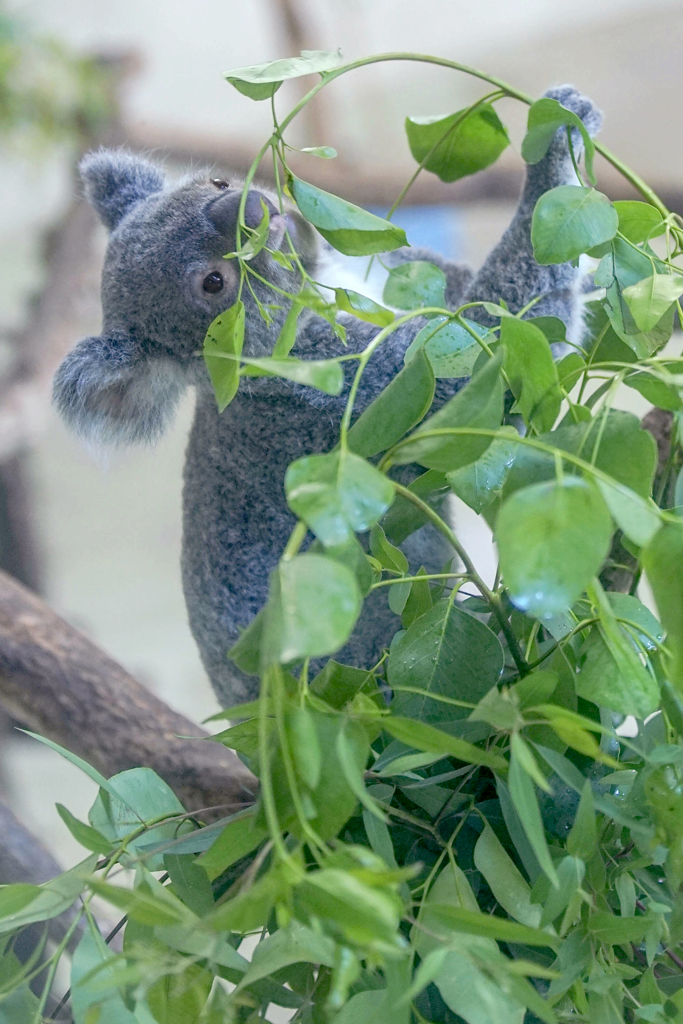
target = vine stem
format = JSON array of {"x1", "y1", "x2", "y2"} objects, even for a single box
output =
[{"x1": 391, "y1": 481, "x2": 529, "y2": 676}]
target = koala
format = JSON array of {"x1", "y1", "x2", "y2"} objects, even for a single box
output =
[{"x1": 53, "y1": 86, "x2": 602, "y2": 708}]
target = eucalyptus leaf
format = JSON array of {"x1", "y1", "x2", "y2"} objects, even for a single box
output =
[
  {"x1": 521, "y1": 96, "x2": 596, "y2": 183},
  {"x1": 531, "y1": 186, "x2": 617, "y2": 265},
  {"x1": 290, "y1": 176, "x2": 407, "y2": 255},
  {"x1": 225, "y1": 49, "x2": 344, "y2": 100},
  {"x1": 405, "y1": 103, "x2": 509, "y2": 182},
  {"x1": 383, "y1": 261, "x2": 446, "y2": 311}
]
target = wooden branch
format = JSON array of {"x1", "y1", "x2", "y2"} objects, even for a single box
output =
[{"x1": 0, "y1": 571, "x2": 257, "y2": 815}]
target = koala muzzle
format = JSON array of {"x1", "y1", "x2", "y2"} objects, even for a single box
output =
[{"x1": 208, "y1": 189, "x2": 278, "y2": 235}]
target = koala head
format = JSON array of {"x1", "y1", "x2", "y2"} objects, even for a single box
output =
[{"x1": 53, "y1": 150, "x2": 319, "y2": 446}]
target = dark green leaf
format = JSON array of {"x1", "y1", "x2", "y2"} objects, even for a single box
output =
[
  {"x1": 406, "y1": 104, "x2": 509, "y2": 182},
  {"x1": 473, "y1": 824, "x2": 542, "y2": 926},
  {"x1": 496, "y1": 478, "x2": 613, "y2": 619},
  {"x1": 428, "y1": 904, "x2": 556, "y2": 947},
  {"x1": 566, "y1": 780, "x2": 597, "y2": 860},
  {"x1": 392, "y1": 350, "x2": 504, "y2": 471},
  {"x1": 388, "y1": 598, "x2": 503, "y2": 722},
  {"x1": 290, "y1": 176, "x2": 407, "y2": 255},
  {"x1": 501, "y1": 317, "x2": 562, "y2": 432},
  {"x1": 587, "y1": 911, "x2": 649, "y2": 945},
  {"x1": 447, "y1": 427, "x2": 518, "y2": 513},
  {"x1": 198, "y1": 811, "x2": 267, "y2": 880},
  {"x1": 531, "y1": 186, "x2": 617, "y2": 265},
  {"x1": 521, "y1": 96, "x2": 596, "y2": 183},
  {"x1": 383, "y1": 261, "x2": 446, "y2": 311},
  {"x1": 347, "y1": 347, "x2": 435, "y2": 457}
]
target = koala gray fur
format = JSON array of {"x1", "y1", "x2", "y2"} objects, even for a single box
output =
[{"x1": 53, "y1": 86, "x2": 602, "y2": 708}]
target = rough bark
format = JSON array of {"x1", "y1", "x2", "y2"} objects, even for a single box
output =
[{"x1": 0, "y1": 571, "x2": 257, "y2": 815}]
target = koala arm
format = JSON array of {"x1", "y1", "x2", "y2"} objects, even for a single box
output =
[{"x1": 462, "y1": 86, "x2": 603, "y2": 342}]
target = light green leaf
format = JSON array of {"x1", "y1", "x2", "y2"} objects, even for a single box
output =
[
  {"x1": 56, "y1": 804, "x2": 113, "y2": 855},
  {"x1": 0, "y1": 855, "x2": 97, "y2": 936},
  {"x1": 198, "y1": 811, "x2": 267, "y2": 881},
  {"x1": 225, "y1": 49, "x2": 344, "y2": 100},
  {"x1": 383, "y1": 716, "x2": 507, "y2": 772},
  {"x1": 383, "y1": 261, "x2": 446, "y2": 310},
  {"x1": 643, "y1": 522, "x2": 683, "y2": 689},
  {"x1": 540, "y1": 855, "x2": 585, "y2": 926},
  {"x1": 531, "y1": 186, "x2": 617, "y2": 265},
  {"x1": 622, "y1": 273, "x2": 683, "y2": 333},
  {"x1": 496, "y1": 478, "x2": 613, "y2": 619},
  {"x1": 406, "y1": 104, "x2": 509, "y2": 182},
  {"x1": 405, "y1": 316, "x2": 492, "y2": 379},
  {"x1": 285, "y1": 449, "x2": 394, "y2": 547},
  {"x1": 290, "y1": 176, "x2": 407, "y2": 255},
  {"x1": 236, "y1": 921, "x2": 336, "y2": 991},
  {"x1": 71, "y1": 926, "x2": 138, "y2": 1024},
  {"x1": 427, "y1": 904, "x2": 556, "y2": 947},
  {"x1": 239, "y1": 354, "x2": 343, "y2": 394},
  {"x1": 334, "y1": 287, "x2": 395, "y2": 326},
  {"x1": 347, "y1": 347, "x2": 435, "y2": 457},
  {"x1": 474, "y1": 824, "x2": 542, "y2": 926},
  {"x1": 613, "y1": 200, "x2": 666, "y2": 244},
  {"x1": 566, "y1": 780, "x2": 597, "y2": 860},
  {"x1": 203, "y1": 300, "x2": 245, "y2": 412},
  {"x1": 392, "y1": 349, "x2": 504, "y2": 471},
  {"x1": 264, "y1": 553, "x2": 361, "y2": 664},
  {"x1": 596, "y1": 478, "x2": 660, "y2": 548},
  {"x1": 388, "y1": 598, "x2": 503, "y2": 722}
]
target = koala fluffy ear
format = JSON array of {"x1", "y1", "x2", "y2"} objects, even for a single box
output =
[
  {"x1": 53, "y1": 334, "x2": 187, "y2": 447},
  {"x1": 79, "y1": 150, "x2": 166, "y2": 231}
]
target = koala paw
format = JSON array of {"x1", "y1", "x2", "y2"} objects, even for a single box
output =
[{"x1": 542, "y1": 85, "x2": 603, "y2": 139}]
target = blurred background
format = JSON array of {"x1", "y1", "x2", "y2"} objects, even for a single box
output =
[{"x1": 0, "y1": 0, "x2": 680, "y2": 868}]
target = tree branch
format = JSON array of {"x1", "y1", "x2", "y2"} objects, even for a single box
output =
[{"x1": 0, "y1": 571, "x2": 257, "y2": 815}]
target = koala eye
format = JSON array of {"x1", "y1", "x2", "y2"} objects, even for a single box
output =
[
  {"x1": 210, "y1": 178, "x2": 230, "y2": 190},
  {"x1": 203, "y1": 271, "x2": 224, "y2": 294}
]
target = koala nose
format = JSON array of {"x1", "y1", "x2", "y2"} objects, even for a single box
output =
[{"x1": 244, "y1": 190, "x2": 278, "y2": 228}]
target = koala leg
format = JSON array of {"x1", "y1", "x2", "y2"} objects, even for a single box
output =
[{"x1": 462, "y1": 86, "x2": 603, "y2": 343}]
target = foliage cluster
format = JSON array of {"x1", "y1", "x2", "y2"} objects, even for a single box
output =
[{"x1": 4, "y1": 50, "x2": 683, "y2": 1024}]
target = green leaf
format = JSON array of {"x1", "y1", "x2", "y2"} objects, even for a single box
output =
[
  {"x1": 271, "y1": 298, "x2": 303, "y2": 357},
  {"x1": 310, "y1": 659, "x2": 381, "y2": 709},
  {"x1": 290, "y1": 176, "x2": 407, "y2": 255},
  {"x1": 71, "y1": 926, "x2": 138, "y2": 1024},
  {"x1": 236, "y1": 922, "x2": 336, "y2": 992},
  {"x1": 513, "y1": 669, "x2": 558, "y2": 709},
  {"x1": 203, "y1": 300, "x2": 245, "y2": 412},
  {"x1": 383, "y1": 261, "x2": 446, "y2": 310},
  {"x1": 301, "y1": 145, "x2": 338, "y2": 158},
  {"x1": 427, "y1": 904, "x2": 556, "y2": 948},
  {"x1": 287, "y1": 706, "x2": 322, "y2": 788},
  {"x1": 531, "y1": 186, "x2": 617, "y2": 265},
  {"x1": 496, "y1": 478, "x2": 613, "y2": 619},
  {"x1": 206, "y1": 867, "x2": 285, "y2": 932},
  {"x1": 347, "y1": 347, "x2": 435, "y2": 457},
  {"x1": 405, "y1": 104, "x2": 509, "y2": 182},
  {"x1": 294, "y1": 868, "x2": 403, "y2": 950},
  {"x1": 613, "y1": 200, "x2": 666, "y2": 243},
  {"x1": 147, "y1": 965, "x2": 213, "y2": 1023},
  {"x1": 198, "y1": 811, "x2": 268, "y2": 880},
  {"x1": 509, "y1": 742, "x2": 559, "y2": 887},
  {"x1": 622, "y1": 273, "x2": 683, "y2": 333},
  {"x1": 90, "y1": 878, "x2": 187, "y2": 926},
  {"x1": 511, "y1": 733, "x2": 552, "y2": 794},
  {"x1": 624, "y1": 364, "x2": 683, "y2": 412},
  {"x1": 503, "y1": 410, "x2": 657, "y2": 501},
  {"x1": 392, "y1": 349, "x2": 504, "y2": 471},
  {"x1": 228, "y1": 608, "x2": 264, "y2": 676},
  {"x1": 566, "y1": 780, "x2": 597, "y2": 860},
  {"x1": 0, "y1": 884, "x2": 41, "y2": 920},
  {"x1": 264, "y1": 553, "x2": 361, "y2": 664},
  {"x1": 431, "y1": 946, "x2": 526, "y2": 1024},
  {"x1": 383, "y1": 716, "x2": 507, "y2": 772},
  {"x1": 0, "y1": 855, "x2": 97, "y2": 936},
  {"x1": 643, "y1": 521, "x2": 683, "y2": 689},
  {"x1": 501, "y1": 317, "x2": 562, "y2": 432},
  {"x1": 20, "y1": 731, "x2": 113, "y2": 795},
  {"x1": 369, "y1": 523, "x2": 408, "y2": 573},
  {"x1": 447, "y1": 427, "x2": 518, "y2": 513},
  {"x1": 89, "y1": 767, "x2": 185, "y2": 842},
  {"x1": 595, "y1": 478, "x2": 660, "y2": 547},
  {"x1": 521, "y1": 96, "x2": 597, "y2": 182},
  {"x1": 474, "y1": 824, "x2": 542, "y2": 926},
  {"x1": 404, "y1": 316, "x2": 492, "y2": 379},
  {"x1": 587, "y1": 911, "x2": 649, "y2": 945},
  {"x1": 608, "y1": 592, "x2": 664, "y2": 651},
  {"x1": 224, "y1": 49, "x2": 344, "y2": 100},
  {"x1": 164, "y1": 854, "x2": 215, "y2": 916},
  {"x1": 285, "y1": 449, "x2": 394, "y2": 547},
  {"x1": 56, "y1": 804, "x2": 113, "y2": 855},
  {"x1": 239, "y1": 354, "x2": 343, "y2": 394},
  {"x1": 334, "y1": 287, "x2": 395, "y2": 326},
  {"x1": 388, "y1": 598, "x2": 503, "y2": 722}
]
